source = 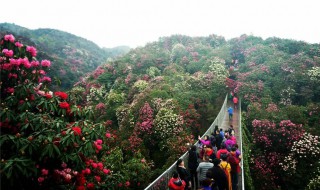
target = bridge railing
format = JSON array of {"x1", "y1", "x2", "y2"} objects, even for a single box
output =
[
  {"x1": 144, "y1": 95, "x2": 228, "y2": 190},
  {"x1": 239, "y1": 98, "x2": 245, "y2": 190}
]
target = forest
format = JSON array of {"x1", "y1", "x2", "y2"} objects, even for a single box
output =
[{"x1": 0, "y1": 24, "x2": 319, "y2": 190}]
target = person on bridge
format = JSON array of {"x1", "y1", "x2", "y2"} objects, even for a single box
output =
[
  {"x1": 227, "y1": 106, "x2": 233, "y2": 120},
  {"x1": 228, "y1": 125, "x2": 235, "y2": 136},
  {"x1": 187, "y1": 145, "x2": 199, "y2": 190},
  {"x1": 215, "y1": 130, "x2": 223, "y2": 150},
  {"x1": 168, "y1": 171, "x2": 186, "y2": 190},
  {"x1": 233, "y1": 96, "x2": 238, "y2": 110},
  {"x1": 220, "y1": 155, "x2": 232, "y2": 190},
  {"x1": 197, "y1": 155, "x2": 213, "y2": 186},
  {"x1": 176, "y1": 159, "x2": 191, "y2": 189},
  {"x1": 227, "y1": 147, "x2": 241, "y2": 190},
  {"x1": 206, "y1": 158, "x2": 228, "y2": 190},
  {"x1": 225, "y1": 135, "x2": 235, "y2": 152},
  {"x1": 216, "y1": 144, "x2": 230, "y2": 160}
]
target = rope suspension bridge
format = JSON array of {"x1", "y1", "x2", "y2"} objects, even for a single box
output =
[{"x1": 144, "y1": 95, "x2": 244, "y2": 190}]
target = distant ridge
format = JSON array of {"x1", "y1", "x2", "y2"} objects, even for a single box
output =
[{"x1": 0, "y1": 22, "x2": 130, "y2": 90}]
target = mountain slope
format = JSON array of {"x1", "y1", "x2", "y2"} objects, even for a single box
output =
[{"x1": 0, "y1": 23, "x2": 130, "y2": 90}]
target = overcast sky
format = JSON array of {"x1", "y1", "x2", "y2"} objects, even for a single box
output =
[{"x1": 1, "y1": 0, "x2": 319, "y2": 48}]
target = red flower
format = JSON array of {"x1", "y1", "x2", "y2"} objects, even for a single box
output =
[
  {"x1": 87, "y1": 183, "x2": 95, "y2": 190},
  {"x1": 95, "y1": 175, "x2": 101, "y2": 182},
  {"x1": 54, "y1": 91, "x2": 68, "y2": 100},
  {"x1": 45, "y1": 93, "x2": 52, "y2": 99},
  {"x1": 59, "y1": 102, "x2": 70, "y2": 109},
  {"x1": 76, "y1": 186, "x2": 85, "y2": 190},
  {"x1": 72, "y1": 127, "x2": 82, "y2": 136}
]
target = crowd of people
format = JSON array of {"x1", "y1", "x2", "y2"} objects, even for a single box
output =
[{"x1": 168, "y1": 124, "x2": 242, "y2": 190}]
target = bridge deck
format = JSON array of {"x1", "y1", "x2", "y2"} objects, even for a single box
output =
[
  {"x1": 220, "y1": 101, "x2": 242, "y2": 190},
  {"x1": 144, "y1": 97, "x2": 244, "y2": 190}
]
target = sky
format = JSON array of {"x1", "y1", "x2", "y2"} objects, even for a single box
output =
[{"x1": 1, "y1": 0, "x2": 319, "y2": 48}]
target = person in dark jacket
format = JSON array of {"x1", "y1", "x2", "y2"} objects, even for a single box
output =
[
  {"x1": 188, "y1": 145, "x2": 199, "y2": 190},
  {"x1": 215, "y1": 130, "x2": 223, "y2": 150},
  {"x1": 177, "y1": 158, "x2": 191, "y2": 189},
  {"x1": 206, "y1": 158, "x2": 228, "y2": 190}
]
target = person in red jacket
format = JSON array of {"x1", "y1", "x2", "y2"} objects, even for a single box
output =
[
  {"x1": 168, "y1": 171, "x2": 186, "y2": 190},
  {"x1": 232, "y1": 96, "x2": 238, "y2": 110},
  {"x1": 227, "y1": 147, "x2": 241, "y2": 190},
  {"x1": 216, "y1": 144, "x2": 229, "y2": 160}
]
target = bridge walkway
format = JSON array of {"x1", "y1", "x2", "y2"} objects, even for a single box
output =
[{"x1": 144, "y1": 96, "x2": 244, "y2": 190}]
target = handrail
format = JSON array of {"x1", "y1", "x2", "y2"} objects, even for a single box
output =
[
  {"x1": 239, "y1": 98, "x2": 245, "y2": 190},
  {"x1": 144, "y1": 95, "x2": 228, "y2": 190}
]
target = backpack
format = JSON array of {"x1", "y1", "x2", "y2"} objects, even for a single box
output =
[{"x1": 221, "y1": 163, "x2": 230, "y2": 188}]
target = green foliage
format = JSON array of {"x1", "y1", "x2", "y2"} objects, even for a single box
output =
[{"x1": 242, "y1": 119, "x2": 255, "y2": 190}]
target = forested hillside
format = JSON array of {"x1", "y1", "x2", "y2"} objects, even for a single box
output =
[
  {"x1": 0, "y1": 23, "x2": 130, "y2": 90},
  {"x1": 1, "y1": 30, "x2": 319, "y2": 190}
]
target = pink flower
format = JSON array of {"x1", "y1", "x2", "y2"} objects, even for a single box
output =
[
  {"x1": 61, "y1": 162, "x2": 67, "y2": 168},
  {"x1": 41, "y1": 60, "x2": 51, "y2": 67},
  {"x1": 8, "y1": 73, "x2": 17, "y2": 79},
  {"x1": 2, "y1": 49, "x2": 13, "y2": 57},
  {"x1": 65, "y1": 174, "x2": 72, "y2": 180},
  {"x1": 87, "y1": 183, "x2": 95, "y2": 190},
  {"x1": 4, "y1": 34, "x2": 15, "y2": 42},
  {"x1": 31, "y1": 61, "x2": 40, "y2": 67},
  {"x1": 39, "y1": 70, "x2": 46, "y2": 75},
  {"x1": 103, "y1": 168, "x2": 110, "y2": 174},
  {"x1": 40, "y1": 76, "x2": 52, "y2": 83},
  {"x1": 125, "y1": 181, "x2": 130, "y2": 187},
  {"x1": 97, "y1": 162, "x2": 103, "y2": 169},
  {"x1": 41, "y1": 169, "x2": 49, "y2": 176},
  {"x1": 96, "y1": 139, "x2": 103, "y2": 144},
  {"x1": 15, "y1": 42, "x2": 23, "y2": 47},
  {"x1": 105, "y1": 133, "x2": 111, "y2": 138},
  {"x1": 95, "y1": 175, "x2": 101, "y2": 182},
  {"x1": 85, "y1": 168, "x2": 91, "y2": 174},
  {"x1": 91, "y1": 163, "x2": 98, "y2": 168},
  {"x1": 105, "y1": 120, "x2": 113, "y2": 126},
  {"x1": 95, "y1": 102, "x2": 105, "y2": 110},
  {"x1": 38, "y1": 177, "x2": 45, "y2": 183},
  {"x1": 26, "y1": 46, "x2": 37, "y2": 57},
  {"x1": 6, "y1": 87, "x2": 14, "y2": 94}
]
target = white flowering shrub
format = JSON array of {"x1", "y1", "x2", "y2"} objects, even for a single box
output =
[
  {"x1": 307, "y1": 66, "x2": 320, "y2": 81},
  {"x1": 281, "y1": 133, "x2": 320, "y2": 174},
  {"x1": 171, "y1": 43, "x2": 188, "y2": 63},
  {"x1": 116, "y1": 105, "x2": 133, "y2": 130},
  {"x1": 133, "y1": 80, "x2": 149, "y2": 92},
  {"x1": 279, "y1": 87, "x2": 296, "y2": 106},
  {"x1": 153, "y1": 108, "x2": 184, "y2": 139},
  {"x1": 146, "y1": 66, "x2": 161, "y2": 78},
  {"x1": 86, "y1": 86, "x2": 107, "y2": 103},
  {"x1": 208, "y1": 57, "x2": 229, "y2": 85},
  {"x1": 306, "y1": 167, "x2": 320, "y2": 190},
  {"x1": 107, "y1": 91, "x2": 125, "y2": 105}
]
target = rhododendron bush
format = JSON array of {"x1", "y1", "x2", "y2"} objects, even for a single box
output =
[{"x1": 0, "y1": 34, "x2": 152, "y2": 189}]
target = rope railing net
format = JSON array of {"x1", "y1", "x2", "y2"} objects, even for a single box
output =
[{"x1": 144, "y1": 95, "x2": 229, "y2": 190}]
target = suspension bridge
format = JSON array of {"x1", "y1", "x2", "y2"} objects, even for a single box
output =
[{"x1": 144, "y1": 95, "x2": 244, "y2": 190}]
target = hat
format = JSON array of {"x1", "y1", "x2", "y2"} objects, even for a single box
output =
[{"x1": 213, "y1": 158, "x2": 221, "y2": 166}]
